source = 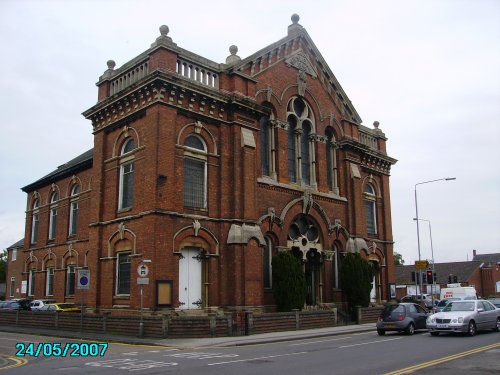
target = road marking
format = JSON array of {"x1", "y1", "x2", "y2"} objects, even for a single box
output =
[
  {"x1": 384, "y1": 342, "x2": 500, "y2": 375},
  {"x1": 86, "y1": 358, "x2": 178, "y2": 372},
  {"x1": 0, "y1": 354, "x2": 28, "y2": 371},
  {"x1": 208, "y1": 351, "x2": 307, "y2": 366},
  {"x1": 338, "y1": 337, "x2": 403, "y2": 348},
  {"x1": 290, "y1": 336, "x2": 352, "y2": 346},
  {"x1": 166, "y1": 351, "x2": 239, "y2": 360}
]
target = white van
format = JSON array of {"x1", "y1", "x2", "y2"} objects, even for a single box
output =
[{"x1": 439, "y1": 286, "x2": 477, "y2": 301}]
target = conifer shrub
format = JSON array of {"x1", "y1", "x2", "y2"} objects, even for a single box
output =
[
  {"x1": 272, "y1": 251, "x2": 307, "y2": 312},
  {"x1": 340, "y1": 252, "x2": 375, "y2": 311}
]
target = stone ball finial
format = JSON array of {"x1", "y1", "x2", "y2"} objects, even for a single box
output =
[
  {"x1": 159, "y1": 25, "x2": 169, "y2": 36},
  {"x1": 229, "y1": 45, "x2": 238, "y2": 55},
  {"x1": 107, "y1": 60, "x2": 116, "y2": 70},
  {"x1": 291, "y1": 14, "x2": 300, "y2": 24},
  {"x1": 373, "y1": 121, "x2": 380, "y2": 129}
]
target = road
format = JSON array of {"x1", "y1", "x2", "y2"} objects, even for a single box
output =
[{"x1": 0, "y1": 329, "x2": 498, "y2": 374}]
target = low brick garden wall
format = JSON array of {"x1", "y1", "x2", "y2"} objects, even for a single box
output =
[{"x1": 0, "y1": 306, "x2": 379, "y2": 338}]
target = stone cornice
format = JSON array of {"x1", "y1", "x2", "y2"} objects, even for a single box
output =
[
  {"x1": 339, "y1": 139, "x2": 397, "y2": 175},
  {"x1": 84, "y1": 71, "x2": 268, "y2": 132}
]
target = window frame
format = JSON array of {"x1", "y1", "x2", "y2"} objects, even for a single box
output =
[
  {"x1": 263, "y1": 237, "x2": 273, "y2": 289},
  {"x1": 286, "y1": 97, "x2": 316, "y2": 186},
  {"x1": 9, "y1": 277, "x2": 15, "y2": 297},
  {"x1": 28, "y1": 269, "x2": 36, "y2": 296},
  {"x1": 364, "y1": 184, "x2": 378, "y2": 235},
  {"x1": 66, "y1": 265, "x2": 76, "y2": 296},
  {"x1": 183, "y1": 134, "x2": 208, "y2": 210},
  {"x1": 46, "y1": 267, "x2": 54, "y2": 296},
  {"x1": 68, "y1": 185, "x2": 80, "y2": 236},
  {"x1": 48, "y1": 192, "x2": 58, "y2": 241},
  {"x1": 118, "y1": 138, "x2": 135, "y2": 210},
  {"x1": 31, "y1": 199, "x2": 39, "y2": 244},
  {"x1": 116, "y1": 252, "x2": 132, "y2": 296}
]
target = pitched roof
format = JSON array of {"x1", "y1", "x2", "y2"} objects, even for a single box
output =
[
  {"x1": 472, "y1": 253, "x2": 500, "y2": 265},
  {"x1": 7, "y1": 238, "x2": 24, "y2": 250},
  {"x1": 21, "y1": 148, "x2": 93, "y2": 192},
  {"x1": 395, "y1": 261, "x2": 483, "y2": 285},
  {"x1": 231, "y1": 18, "x2": 362, "y2": 124}
]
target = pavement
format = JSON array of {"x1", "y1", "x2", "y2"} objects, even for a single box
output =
[{"x1": 0, "y1": 323, "x2": 376, "y2": 349}]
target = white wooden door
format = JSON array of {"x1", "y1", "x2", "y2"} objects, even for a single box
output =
[{"x1": 179, "y1": 248, "x2": 202, "y2": 309}]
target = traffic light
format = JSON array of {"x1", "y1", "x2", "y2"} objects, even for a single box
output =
[{"x1": 426, "y1": 270, "x2": 433, "y2": 284}]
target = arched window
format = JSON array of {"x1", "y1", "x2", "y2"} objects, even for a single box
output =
[
  {"x1": 119, "y1": 138, "x2": 135, "y2": 210},
  {"x1": 260, "y1": 116, "x2": 270, "y2": 176},
  {"x1": 287, "y1": 117, "x2": 297, "y2": 182},
  {"x1": 30, "y1": 198, "x2": 39, "y2": 244},
  {"x1": 364, "y1": 184, "x2": 377, "y2": 235},
  {"x1": 263, "y1": 236, "x2": 273, "y2": 289},
  {"x1": 183, "y1": 134, "x2": 207, "y2": 209},
  {"x1": 287, "y1": 97, "x2": 316, "y2": 186},
  {"x1": 69, "y1": 184, "x2": 80, "y2": 236},
  {"x1": 66, "y1": 264, "x2": 75, "y2": 296},
  {"x1": 46, "y1": 267, "x2": 54, "y2": 296},
  {"x1": 116, "y1": 252, "x2": 131, "y2": 295},
  {"x1": 326, "y1": 128, "x2": 339, "y2": 194},
  {"x1": 48, "y1": 191, "x2": 58, "y2": 240},
  {"x1": 28, "y1": 268, "x2": 36, "y2": 296},
  {"x1": 301, "y1": 122, "x2": 311, "y2": 185}
]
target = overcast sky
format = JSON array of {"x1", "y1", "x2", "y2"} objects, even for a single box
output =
[{"x1": 1, "y1": 0, "x2": 499, "y2": 266}]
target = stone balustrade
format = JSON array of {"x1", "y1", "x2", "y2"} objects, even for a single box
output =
[
  {"x1": 110, "y1": 61, "x2": 150, "y2": 95},
  {"x1": 176, "y1": 59, "x2": 219, "y2": 89}
]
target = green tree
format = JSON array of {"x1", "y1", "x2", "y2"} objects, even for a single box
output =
[
  {"x1": 340, "y1": 253, "x2": 375, "y2": 311},
  {"x1": 394, "y1": 252, "x2": 405, "y2": 266},
  {"x1": 272, "y1": 251, "x2": 306, "y2": 312}
]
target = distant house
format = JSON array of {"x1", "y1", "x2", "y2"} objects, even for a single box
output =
[
  {"x1": 395, "y1": 251, "x2": 500, "y2": 299},
  {"x1": 5, "y1": 239, "x2": 24, "y2": 299},
  {"x1": 472, "y1": 250, "x2": 500, "y2": 296}
]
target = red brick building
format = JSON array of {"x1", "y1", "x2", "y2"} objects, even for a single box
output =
[{"x1": 8, "y1": 15, "x2": 397, "y2": 314}]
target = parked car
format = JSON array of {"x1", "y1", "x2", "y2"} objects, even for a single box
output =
[
  {"x1": 1, "y1": 301, "x2": 23, "y2": 310},
  {"x1": 6, "y1": 299, "x2": 31, "y2": 310},
  {"x1": 427, "y1": 299, "x2": 500, "y2": 336},
  {"x1": 487, "y1": 298, "x2": 500, "y2": 308},
  {"x1": 29, "y1": 299, "x2": 56, "y2": 311},
  {"x1": 40, "y1": 303, "x2": 81, "y2": 313},
  {"x1": 433, "y1": 298, "x2": 460, "y2": 313},
  {"x1": 400, "y1": 294, "x2": 433, "y2": 309},
  {"x1": 377, "y1": 303, "x2": 429, "y2": 335}
]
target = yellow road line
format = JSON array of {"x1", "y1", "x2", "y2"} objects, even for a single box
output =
[
  {"x1": 384, "y1": 342, "x2": 500, "y2": 375},
  {"x1": 0, "y1": 354, "x2": 28, "y2": 371}
]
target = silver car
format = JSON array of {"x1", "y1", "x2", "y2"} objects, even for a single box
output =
[{"x1": 427, "y1": 300, "x2": 500, "y2": 336}]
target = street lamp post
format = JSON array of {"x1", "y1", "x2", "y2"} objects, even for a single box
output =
[
  {"x1": 414, "y1": 218, "x2": 435, "y2": 307},
  {"x1": 414, "y1": 178, "x2": 455, "y2": 299}
]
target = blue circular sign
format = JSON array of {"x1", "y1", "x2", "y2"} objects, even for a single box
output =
[{"x1": 80, "y1": 276, "x2": 89, "y2": 286}]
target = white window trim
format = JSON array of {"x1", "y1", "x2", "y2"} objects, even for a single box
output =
[
  {"x1": 118, "y1": 161, "x2": 134, "y2": 210},
  {"x1": 69, "y1": 201, "x2": 79, "y2": 236},
  {"x1": 28, "y1": 269, "x2": 35, "y2": 296},
  {"x1": 364, "y1": 186, "x2": 378, "y2": 235},
  {"x1": 183, "y1": 135, "x2": 208, "y2": 210},
  {"x1": 46, "y1": 268, "x2": 54, "y2": 296},
  {"x1": 9, "y1": 277, "x2": 15, "y2": 297},
  {"x1": 31, "y1": 212, "x2": 39, "y2": 244}
]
